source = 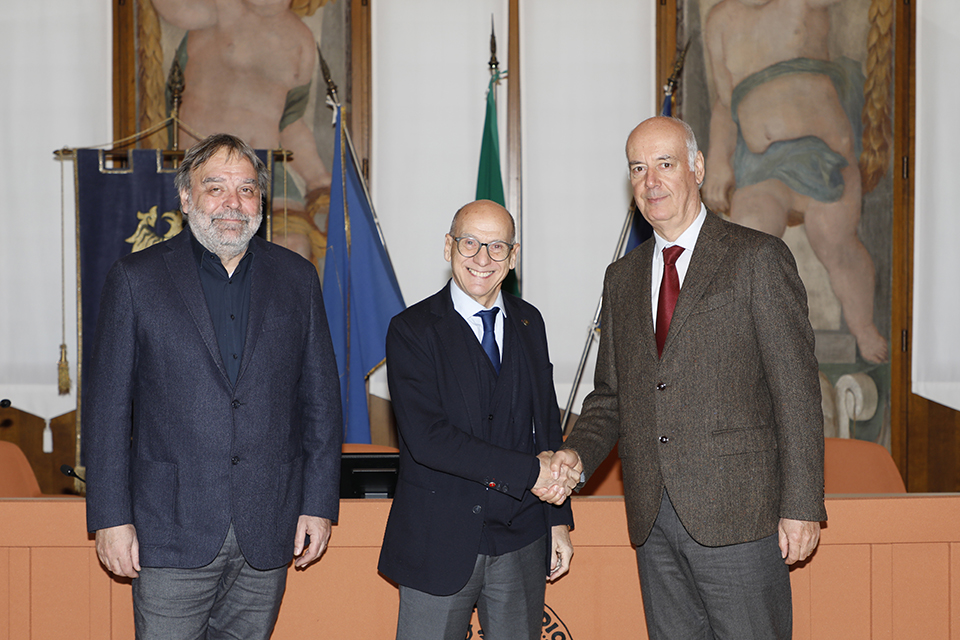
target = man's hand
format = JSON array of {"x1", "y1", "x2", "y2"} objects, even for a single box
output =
[
  {"x1": 95, "y1": 524, "x2": 140, "y2": 578},
  {"x1": 294, "y1": 515, "x2": 332, "y2": 569},
  {"x1": 778, "y1": 518, "x2": 821, "y2": 565},
  {"x1": 531, "y1": 450, "x2": 582, "y2": 505},
  {"x1": 548, "y1": 525, "x2": 574, "y2": 582}
]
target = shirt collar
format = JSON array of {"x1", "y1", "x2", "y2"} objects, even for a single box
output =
[
  {"x1": 653, "y1": 203, "x2": 707, "y2": 255},
  {"x1": 188, "y1": 227, "x2": 254, "y2": 271},
  {"x1": 449, "y1": 279, "x2": 507, "y2": 319}
]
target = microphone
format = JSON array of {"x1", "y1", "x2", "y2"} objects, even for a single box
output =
[
  {"x1": 0, "y1": 399, "x2": 10, "y2": 408},
  {"x1": 60, "y1": 465, "x2": 86, "y2": 483}
]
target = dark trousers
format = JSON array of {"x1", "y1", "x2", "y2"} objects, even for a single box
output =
[
  {"x1": 132, "y1": 524, "x2": 287, "y2": 640},
  {"x1": 636, "y1": 492, "x2": 792, "y2": 640},
  {"x1": 396, "y1": 535, "x2": 546, "y2": 640}
]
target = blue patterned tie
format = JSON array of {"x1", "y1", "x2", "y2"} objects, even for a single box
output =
[{"x1": 476, "y1": 307, "x2": 501, "y2": 374}]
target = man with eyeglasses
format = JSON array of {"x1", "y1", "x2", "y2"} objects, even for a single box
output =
[{"x1": 378, "y1": 199, "x2": 579, "y2": 640}]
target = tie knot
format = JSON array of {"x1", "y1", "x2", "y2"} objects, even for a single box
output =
[
  {"x1": 662, "y1": 245, "x2": 684, "y2": 266},
  {"x1": 476, "y1": 307, "x2": 500, "y2": 330}
]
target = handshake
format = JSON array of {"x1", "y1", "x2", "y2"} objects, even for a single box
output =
[{"x1": 531, "y1": 449, "x2": 583, "y2": 506}]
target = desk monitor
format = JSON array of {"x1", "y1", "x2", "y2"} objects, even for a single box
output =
[{"x1": 340, "y1": 451, "x2": 399, "y2": 499}]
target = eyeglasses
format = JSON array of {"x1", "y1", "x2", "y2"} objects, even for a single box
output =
[{"x1": 453, "y1": 236, "x2": 515, "y2": 262}]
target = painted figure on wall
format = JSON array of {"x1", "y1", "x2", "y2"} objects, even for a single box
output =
[
  {"x1": 150, "y1": 0, "x2": 336, "y2": 273},
  {"x1": 701, "y1": 0, "x2": 890, "y2": 364}
]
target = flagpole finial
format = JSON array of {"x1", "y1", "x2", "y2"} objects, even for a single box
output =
[
  {"x1": 318, "y1": 45, "x2": 340, "y2": 106},
  {"x1": 489, "y1": 15, "x2": 499, "y2": 74}
]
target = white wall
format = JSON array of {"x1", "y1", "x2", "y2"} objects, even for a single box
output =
[
  {"x1": 0, "y1": 2, "x2": 112, "y2": 419},
  {"x1": 913, "y1": 1, "x2": 960, "y2": 412},
  {"x1": 372, "y1": 1, "x2": 656, "y2": 411}
]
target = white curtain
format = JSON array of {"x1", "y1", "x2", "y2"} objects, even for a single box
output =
[
  {"x1": 371, "y1": 1, "x2": 656, "y2": 410},
  {"x1": 0, "y1": 1, "x2": 112, "y2": 419},
  {"x1": 913, "y1": 0, "x2": 960, "y2": 411}
]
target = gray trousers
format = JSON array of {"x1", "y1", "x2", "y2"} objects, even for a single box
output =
[
  {"x1": 132, "y1": 524, "x2": 287, "y2": 640},
  {"x1": 396, "y1": 535, "x2": 547, "y2": 640},
  {"x1": 636, "y1": 492, "x2": 792, "y2": 640}
]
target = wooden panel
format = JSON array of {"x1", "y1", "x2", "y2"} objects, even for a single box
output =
[
  {"x1": 32, "y1": 549, "x2": 93, "y2": 638},
  {"x1": 87, "y1": 550, "x2": 117, "y2": 640},
  {"x1": 349, "y1": 0, "x2": 371, "y2": 177},
  {"x1": 891, "y1": 543, "x2": 950, "y2": 639},
  {"x1": 5, "y1": 494, "x2": 960, "y2": 638},
  {"x1": 0, "y1": 550, "x2": 8, "y2": 640},
  {"x1": 808, "y1": 545, "x2": 872, "y2": 640},
  {"x1": 952, "y1": 543, "x2": 960, "y2": 640},
  {"x1": 275, "y1": 547, "x2": 399, "y2": 639},
  {"x1": 871, "y1": 544, "x2": 893, "y2": 640},
  {"x1": 6, "y1": 549, "x2": 31, "y2": 640}
]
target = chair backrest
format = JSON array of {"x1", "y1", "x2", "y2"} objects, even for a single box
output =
[
  {"x1": 0, "y1": 441, "x2": 44, "y2": 498},
  {"x1": 824, "y1": 437, "x2": 906, "y2": 494}
]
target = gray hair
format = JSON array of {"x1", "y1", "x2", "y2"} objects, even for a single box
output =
[
  {"x1": 174, "y1": 133, "x2": 270, "y2": 201},
  {"x1": 669, "y1": 117, "x2": 699, "y2": 172}
]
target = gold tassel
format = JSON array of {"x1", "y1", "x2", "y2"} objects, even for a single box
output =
[{"x1": 58, "y1": 343, "x2": 71, "y2": 395}]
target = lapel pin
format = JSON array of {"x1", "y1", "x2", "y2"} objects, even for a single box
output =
[{"x1": 521, "y1": 318, "x2": 529, "y2": 326}]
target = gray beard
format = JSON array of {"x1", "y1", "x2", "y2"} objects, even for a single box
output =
[{"x1": 187, "y1": 208, "x2": 262, "y2": 262}]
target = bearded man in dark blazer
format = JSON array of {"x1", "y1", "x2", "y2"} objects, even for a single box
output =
[
  {"x1": 543, "y1": 117, "x2": 826, "y2": 639},
  {"x1": 378, "y1": 200, "x2": 578, "y2": 640},
  {"x1": 84, "y1": 133, "x2": 342, "y2": 640}
]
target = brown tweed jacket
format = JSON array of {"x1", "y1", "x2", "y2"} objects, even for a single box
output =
[{"x1": 565, "y1": 212, "x2": 826, "y2": 547}]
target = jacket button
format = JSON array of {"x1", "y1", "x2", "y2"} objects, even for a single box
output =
[
  {"x1": 473, "y1": 505, "x2": 482, "y2": 514},
  {"x1": 231, "y1": 456, "x2": 240, "y2": 465},
  {"x1": 659, "y1": 436, "x2": 669, "y2": 443},
  {"x1": 231, "y1": 400, "x2": 241, "y2": 409},
  {"x1": 656, "y1": 382, "x2": 667, "y2": 391},
  {"x1": 488, "y1": 414, "x2": 494, "y2": 420}
]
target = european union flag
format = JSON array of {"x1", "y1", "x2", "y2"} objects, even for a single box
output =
[{"x1": 323, "y1": 104, "x2": 406, "y2": 444}]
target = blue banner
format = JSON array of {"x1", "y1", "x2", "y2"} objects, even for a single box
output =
[
  {"x1": 323, "y1": 105, "x2": 406, "y2": 444},
  {"x1": 76, "y1": 150, "x2": 182, "y2": 398}
]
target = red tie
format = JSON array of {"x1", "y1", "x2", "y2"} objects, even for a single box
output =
[{"x1": 656, "y1": 246, "x2": 685, "y2": 358}]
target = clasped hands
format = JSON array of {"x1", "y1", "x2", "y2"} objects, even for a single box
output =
[{"x1": 531, "y1": 449, "x2": 583, "y2": 506}]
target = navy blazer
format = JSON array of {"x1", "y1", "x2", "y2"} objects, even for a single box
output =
[
  {"x1": 84, "y1": 229, "x2": 342, "y2": 571},
  {"x1": 378, "y1": 284, "x2": 573, "y2": 596}
]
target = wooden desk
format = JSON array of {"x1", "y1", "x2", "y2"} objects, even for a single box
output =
[{"x1": 2, "y1": 495, "x2": 958, "y2": 639}]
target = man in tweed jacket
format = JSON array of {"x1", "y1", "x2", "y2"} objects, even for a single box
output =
[{"x1": 542, "y1": 117, "x2": 826, "y2": 639}]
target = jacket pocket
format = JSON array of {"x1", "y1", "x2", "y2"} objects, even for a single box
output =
[
  {"x1": 131, "y1": 458, "x2": 176, "y2": 546},
  {"x1": 689, "y1": 289, "x2": 734, "y2": 316},
  {"x1": 711, "y1": 425, "x2": 776, "y2": 456}
]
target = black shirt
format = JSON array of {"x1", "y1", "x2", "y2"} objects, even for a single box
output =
[{"x1": 190, "y1": 231, "x2": 254, "y2": 386}]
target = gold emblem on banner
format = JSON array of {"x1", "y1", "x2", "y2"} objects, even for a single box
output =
[{"x1": 125, "y1": 206, "x2": 183, "y2": 253}]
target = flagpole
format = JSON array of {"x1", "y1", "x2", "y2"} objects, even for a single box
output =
[
  {"x1": 318, "y1": 46, "x2": 401, "y2": 279},
  {"x1": 506, "y1": 0, "x2": 522, "y2": 292},
  {"x1": 561, "y1": 205, "x2": 636, "y2": 435}
]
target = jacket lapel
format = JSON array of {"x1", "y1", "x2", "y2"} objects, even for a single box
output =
[
  {"x1": 503, "y1": 296, "x2": 542, "y2": 442},
  {"x1": 236, "y1": 236, "x2": 272, "y2": 386},
  {"x1": 431, "y1": 287, "x2": 485, "y2": 435},
  {"x1": 163, "y1": 230, "x2": 231, "y2": 385},
  {"x1": 662, "y1": 212, "x2": 729, "y2": 357},
  {"x1": 624, "y1": 240, "x2": 659, "y2": 361}
]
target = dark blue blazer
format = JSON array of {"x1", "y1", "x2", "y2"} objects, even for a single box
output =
[
  {"x1": 378, "y1": 284, "x2": 573, "y2": 596},
  {"x1": 84, "y1": 229, "x2": 342, "y2": 571}
]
